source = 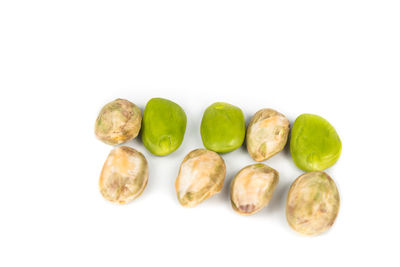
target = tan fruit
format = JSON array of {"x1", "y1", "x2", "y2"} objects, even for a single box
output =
[
  {"x1": 175, "y1": 149, "x2": 226, "y2": 207},
  {"x1": 286, "y1": 171, "x2": 340, "y2": 236},
  {"x1": 246, "y1": 108, "x2": 290, "y2": 161},
  {"x1": 95, "y1": 98, "x2": 142, "y2": 145},
  {"x1": 230, "y1": 163, "x2": 279, "y2": 215},
  {"x1": 99, "y1": 146, "x2": 148, "y2": 204}
]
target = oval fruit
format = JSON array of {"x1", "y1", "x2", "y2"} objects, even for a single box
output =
[
  {"x1": 230, "y1": 163, "x2": 279, "y2": 215},
  {"x1": 200, "y1": 102, "x2": 245, "y2": 153},
  {"x1": 246, "y1": 108, "x2": 290, "y2": 161},
  {"x1": 290, "y1": 114, "x2": 341, "y2": 171},
  {"x1": 175, "y1": 149, "x2": 226, "y2": 207},
  {"x1": 99, "y1": 146, "x2": 148, "y2": 204},
  {"x1": 286, "y1": 171, "x2": 340, "y2": 236},
  {"x1": 142, "y1": 98, "x2": 187, "y2": 156},
  {"x1": 95, "y1": 98, "x2": 142, "y2": 145}
]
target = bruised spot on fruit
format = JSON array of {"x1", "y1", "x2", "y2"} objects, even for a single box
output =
[
  {"x1": 239, "y1": 204, "x2": 256, "y2": 214},
  {"x1": 230, "y1": 163, "x2": 279, "y2": 215}
]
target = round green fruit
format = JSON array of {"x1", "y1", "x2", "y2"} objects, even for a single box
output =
[
  {"x1": 290, "y1": 114, "x2": 341, "y2": 171},
  {"x1": 142, "y1": 98, "x2": 187, "y2": 156},
  {"x1": 200, "y1": 102, "x2": 245, "y2": 153}
]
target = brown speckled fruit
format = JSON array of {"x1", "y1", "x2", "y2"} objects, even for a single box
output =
[
  {"x1": 99, "y1": 146, "x2": 148, "y2": 204},
  {"x1": 230, "y1": 163, "x2": 279, "y2": 215},
  {"x1": 246, "y1": 108, "x2": 290, "y2": 162},
  {"x1": 286, "y1": 171, "x2": 340, "y2": 236},
  {"x1": 175, "y1": 149, "x2": 226, "y2": 207},
  {"x1": 95, "y1": 99, "x2": 142, "y2": 145}
]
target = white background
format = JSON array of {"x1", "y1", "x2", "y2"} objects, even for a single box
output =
[{"x1": 1, "y1": 1, "x2": 399, "y2": 266}]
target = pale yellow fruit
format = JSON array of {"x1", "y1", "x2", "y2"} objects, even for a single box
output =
[
  {"x1": 246, "y1": 108, "x2": 290, "y2": 161},
  {"x1": 230, "y1": 163, "x2": 279, "y2": 215},
  {"x1": 99, "y1": 146, "x2": 148, "y2": 204},
  {"x1": 286, "y1": 171, "x2": 340, "y2": 236},
  {"x1": 175, "y1": 149, "x2": 226, "y2": 207}
]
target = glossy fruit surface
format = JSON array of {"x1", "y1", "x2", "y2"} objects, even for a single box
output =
[
  {"x1": 290, "y1": 114, "x2": 341, "y2": 171},
  {"x1": 200, "y1": 102, "x2": 245, "y2": 153},
  {"x1": 142, "y1": 98, "x2": 187, "y2": 156}
]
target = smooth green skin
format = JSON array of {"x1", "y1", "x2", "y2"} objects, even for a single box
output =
[
  {"x1": 200, "y1": 102, "x2": 245, "y2": 153},
  {"x1": 290, "y1": 114, "x2": 342, "y2": 171},
  {"x1": 141, "y1": 98, "x2": 187, "y2": 156}
]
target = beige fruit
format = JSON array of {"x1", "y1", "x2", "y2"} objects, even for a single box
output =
[
  {"x1": 95, "y1": 98, "x2": 142, "y2": 145},
  {"x1": 246, "y1": 108, "x2": 290, "y2": 161},
  {"x1": 286, "y1": 171, "x2": 340, "y2": 236},
  {"x1": 99, "y1": 146, "x2": 148, "y2": 204},
  {"x1": 230, "y1": 163, "x2": 279, "y2": 215},
  {"x1": 175, "y1": 149, "x2": 226, "y2": 207}
]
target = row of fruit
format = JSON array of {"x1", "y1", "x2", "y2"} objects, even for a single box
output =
[{"x1": 95, "y1": 98, "x2": 342, "y2": 236}]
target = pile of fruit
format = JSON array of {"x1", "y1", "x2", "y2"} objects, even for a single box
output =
[{"x1": 95, "y1": 98, "x2": 342, "y2": 236}]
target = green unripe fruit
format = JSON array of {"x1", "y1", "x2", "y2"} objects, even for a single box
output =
[
  {"x1": 142, "y1": 98, "x2": 187, "y2": 156},
  {"x1": 200, "y1": 102, "x2": 245, "y2": 153},
  {"x1": 290, "y1": 114, "x2": 341, "y2": 171}
]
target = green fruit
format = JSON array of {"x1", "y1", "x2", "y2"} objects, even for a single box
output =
[
  {"x1": 290, "y1": 114, "x2": 341, "y2": 171},
  {"x1": 142, "y1": 98, "x2": 187, "y2": 156},
  {"x1": 200, "y1": 102, "x2": 245, "y2": 153}
]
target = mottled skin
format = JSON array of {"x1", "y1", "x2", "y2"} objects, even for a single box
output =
[
  {"x1": 201, "y1": 102, "x2": 245, "y2": 153},
  {"x1": 230, "y1": 163, "x2": 279, "y2": 215},
  {"x1": 286, "y1": 171, "x2": 340, "y2": 236},
  {"x1": 142, "y1": 98, "x2": 187, "y2": 156},
  {"x1": 290, "y1": 114, "x2": 342, "y2": 171},
  {"x1": 246, "y1": 108, "x2": 290, "y2": 162},
  {"x1": 175, "y1": 149, "x2": 226, "y2": 207},
  {"x1": 95, "y1": 99, "x2": 142, "y2": 145},
  {"x1": 99, "y1": 146, "x2": 148, "y2": 204}
]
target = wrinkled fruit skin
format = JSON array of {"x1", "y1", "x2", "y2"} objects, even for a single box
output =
[
  {"x1": 290, "y1": 114, "x2": 342, "y2": 171},
  {"x1": 142, "y1": 98, "x2": 187, "y2": 156},
  {"x1": 201, "y1": 102, "x2": 245, "y2": 153},
  {"x1": 175, "y1": 149, "x2": 226, "y2": 207},
  {"x1": 230, "y1": 163, "x2": 279, "y2": 215},
  {"x1": 99, "y1": 146, "x2": 148, "y2": 204},
  {"x1": 246, "y1": 108, "x2": 290, "y2": 161},
  {"x1": 286, "y1": 171, "x2": 340, "y2": 236},
  {"x1": 95, "y1": 99, "x2": 142, "y2": 145}
]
